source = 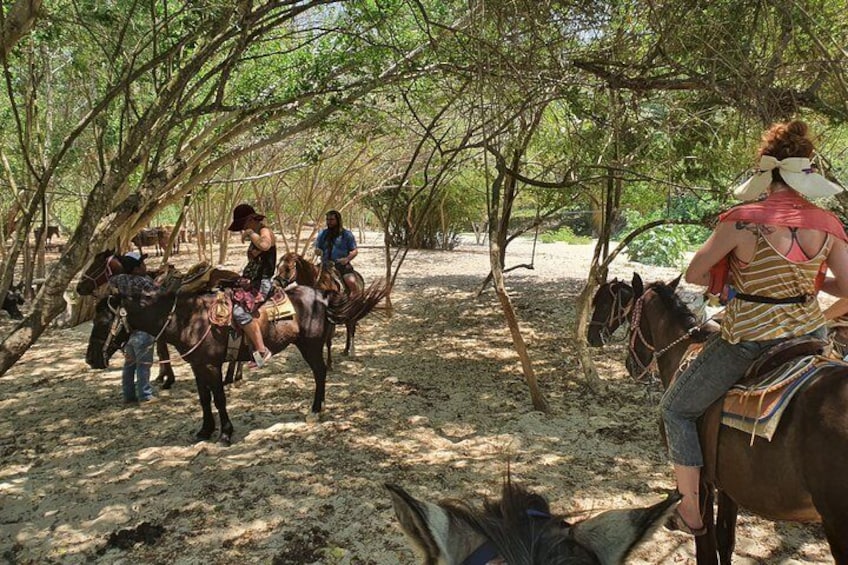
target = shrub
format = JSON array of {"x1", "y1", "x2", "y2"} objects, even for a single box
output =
[
  {"x1": 540, "y1": 226, "x2": 592, "y2": 244},
  {"x1": 626, "y1": 225, "x2": 689, "y2": 268}
]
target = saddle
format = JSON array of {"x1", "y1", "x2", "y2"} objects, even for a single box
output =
[
  {"x1": 177, "y1": 263, "x2": 241, "y2": 294},
  {"x1": 699, "y1": 336, "x2": 831, "y2": 487},
  {"x1": 259, "y1": 289, "x2": 296, "y2": 322}
]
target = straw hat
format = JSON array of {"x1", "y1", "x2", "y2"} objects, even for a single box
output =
[{"x1": 733, "y1": 156, "x2": 844, "y2": 201}]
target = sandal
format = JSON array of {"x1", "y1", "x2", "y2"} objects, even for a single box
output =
[
  {"x1": 665, "y1": 508, "x2": 707, "y2": 536},
  {"x1": 248, "y1": 350, "x2": 272, "y2": 369}
]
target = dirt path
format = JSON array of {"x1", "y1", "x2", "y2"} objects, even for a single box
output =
[{"x1": 0, "y1": 236, "x2": 832, "y2": 563}]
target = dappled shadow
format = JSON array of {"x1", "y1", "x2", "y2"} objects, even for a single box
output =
[{"x1": 0, "y1": 243, "x2": 832, "y2": 563}]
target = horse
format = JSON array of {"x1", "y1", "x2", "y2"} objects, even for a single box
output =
[
  {"x1": 76, "y1": 249, "x2": 244, "y2": 388},
  {"x1": 77, "y1": 250, "x2": 181, "y2": 388},
  {"x1": 34, "y1": 225, "x2": 60, "y2": 244},
  {"x1": 1, "y1": 282, "x2": 25, "y2": 319},
  {"x1": 589, "y1": 273, "x2": 848, "y2": 563},
  {"x1": 277, "y1": 252, "x2": 366, "y2": 366},
  {"x1": 86, "y1": 275, "x2": 388, "y2": 446},
  {"x1": 387, "y1": 480, "x2": 680, "y2": 564}
]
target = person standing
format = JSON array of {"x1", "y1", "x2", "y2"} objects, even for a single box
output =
[
  {"x1": 661, "y1": 120, "x2": 848, "y2": 536},
  {"x1": 227, "y1": 204, "x2": 276, "y2": 368},
  {"x1": 314, "y1": 210, "x2": 359, "y2": 296},
  {"x1": 120, "y1": 251, "x2": 157, "y2": 404}
]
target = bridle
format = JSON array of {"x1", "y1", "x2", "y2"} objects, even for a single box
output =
[
  {"x1": 463, "y1": 508, "x2": 562, "y2": 565},
  {"x1": 589, "y1": 281, "x2": 633, "y2": 345},
  {"x1": 627, "y1": 288, "x2": 706, "y2": 383},
  {"x1": 81, "y1": 254, "x2": 120, "y2": 289}
]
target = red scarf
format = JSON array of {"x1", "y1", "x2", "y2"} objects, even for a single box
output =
[
  {"x1": 718, "y1": 190, "x2": 847, "y2": 241},
  {"x1": 707, "y1": 191, "x2": 847, "y2": 297}
]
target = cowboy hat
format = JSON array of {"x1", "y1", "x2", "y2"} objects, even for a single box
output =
[
  {"x1": 228, "y1": 204, "x2": 266, "y2": 231},
  {"x1": 733, "y1": 156, "x2": 844, "y2": 201}
]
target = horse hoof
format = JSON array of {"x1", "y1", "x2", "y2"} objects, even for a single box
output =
[
  {"x1": 218, "y1": 435, "x2": 232, "y2": 447},
  {"x1": 194, "y1": 431, "x2": 213, "y2": 443},
  {"x1": 305, "y1": 412, "x2": 321, "y2": 424}
]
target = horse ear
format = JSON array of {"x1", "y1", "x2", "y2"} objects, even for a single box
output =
[
  {"x1": 669, "y1": 274, "x2": 682, "y2": 290},
  {"x1": 631, "y1": 273, "x2": 644, "y2": 297},
  {"x1": 385, "y1": 484, "x2": 445, "y2": 561}
]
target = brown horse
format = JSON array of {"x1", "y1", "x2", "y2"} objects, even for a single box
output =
[
  {"x1": 388, "y1": 480, "x2": 680, "y2": 564},
  {"x1": 590, "y1": 273, "x2": 848, "y2": 563},
  {"x1": 86, "y1": 275, "x2": 388, "y2": 445},
  {"x1": 277, "y1": 252, "x2": 366, "y2": 368},
  {"x1": 76, "y1": 249, "x2": 241, "y2": 388}
]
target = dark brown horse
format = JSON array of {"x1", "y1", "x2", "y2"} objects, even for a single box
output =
[
  {"x1": 76, "y1": 249, "x2": 242, "y2": 388},
  {"x1": 277, "y1": 252, "x2": 366, "y2": 367},
  {"x1": 590, "y1": 273, "x2": 848, "y2": 563},
  {"x1": 86, "y1": 275, "x2": 388, "y2": 445},
  {"x1": 388, "y1": 480, "x2": 680, "y2": 564}
]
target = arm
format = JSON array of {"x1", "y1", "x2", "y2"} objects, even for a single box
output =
[
  {"x1": 685, "y1": 221, "x2": 740, "y2": 287},
  {"x1": 821, "y1": 238, "x2": 848, "y2": 298},
  {"x1": 246, "y1": 226, "x2": 274, "y2": 252},
  {"x1": 338, "y1": 231, "x2": 358, "y2": 264}
]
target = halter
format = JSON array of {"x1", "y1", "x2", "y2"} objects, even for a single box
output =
[
  {"x1": 81, "y1": 254, "x2": 119, "y2": 289},
  {"x1": 627, "y1": 289, "x2": 701, "y2": 383},
  {"x1": 589, "y1": 282, "x2": 633, "y2": 344},
  {"x1": 462, "y1": 508, "x2": 556, "y2": 565}
]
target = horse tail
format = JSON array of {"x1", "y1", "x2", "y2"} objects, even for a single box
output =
[{"x1": 326, "y1": 279, "x2": 388, "y2": 325}]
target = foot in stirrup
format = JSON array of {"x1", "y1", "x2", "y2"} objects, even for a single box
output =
[
  {"x1": 665, "y1": 508, "x2": 707, "y2": 536},
  {"x1": 249, "y1": 350, "x2": 272, "y2": 369}
]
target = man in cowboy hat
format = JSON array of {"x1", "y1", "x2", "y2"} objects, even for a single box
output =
[{"x1": 228, "y1": 204, "x2": 276, "y2": 368}]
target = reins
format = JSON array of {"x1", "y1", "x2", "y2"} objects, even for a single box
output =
[
  {"x1": 107, "y1": 293, "x2": 213, "y2": 366},
  {"x1": 628, "y1": 288, "x2": 723, "y2": 382}
]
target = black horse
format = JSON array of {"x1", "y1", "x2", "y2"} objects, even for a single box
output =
[
  {"x1": 388, "y1": 480, "x2": 680, "y2": 564},
  {"x1": 86, "y1": 275, "x2": 387, "y2": 445},
  {"x1": 1, "y1": 282, "x2": 25, "y2": 319}
]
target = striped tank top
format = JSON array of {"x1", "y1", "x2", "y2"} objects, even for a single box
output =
[{"x1": 722, "y1": 229, "x2": 830, "y2": 344}]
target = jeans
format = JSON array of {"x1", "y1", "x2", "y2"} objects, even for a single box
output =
[
  {"x1": 122, "y1": 331, "x2": 155, "y2": 401},
  {"x1": 660, "y1": 326, "x2": 826, "y2": 467}
]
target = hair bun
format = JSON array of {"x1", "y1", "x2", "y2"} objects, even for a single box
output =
[{"x1": 785, "y1": 120, "x2": 808, "y2": 139}]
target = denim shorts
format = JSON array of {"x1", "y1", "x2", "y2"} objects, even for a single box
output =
[{"x1": 660, "y1": 326, "x2": 826, "y2": 467}]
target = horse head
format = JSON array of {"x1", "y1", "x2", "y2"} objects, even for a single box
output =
[
  {"x1": 86, "y1": 295, "x2": 129, "y2": 369},
  {"x1": 588, "y1": 276, "x2": 637, "y2": 346},
  {"x1": 624, "y1": 274, "x2": 713, "y2": 382},
  {"x1": 388, "y1": 481, "x2": 679, "y2": 565},
  {"x1": 77, "y1": 249, "x2": 123, "y2": 296}
]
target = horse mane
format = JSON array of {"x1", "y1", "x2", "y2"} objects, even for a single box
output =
[
  {"x1": 443, "y1": 481, "x2": 595, "y2": 565},
  {"x1": 645, "y1": 280, "x2": 710, "y2": 340}
]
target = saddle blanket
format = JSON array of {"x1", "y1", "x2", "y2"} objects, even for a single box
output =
[
  {"x1": 721, "y1": 355, "x2": 843, "y2": 441},
  {"x1": 260, "y1": 291, "x2": 296, "y2": 322}
]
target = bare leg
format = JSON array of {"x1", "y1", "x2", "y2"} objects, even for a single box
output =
[
  {"x1": 242, "y1": 320, "x2": 270, "y2": 367},
  {"x1": 674, "y1": 464, "x2": 705, "y2": 530}
]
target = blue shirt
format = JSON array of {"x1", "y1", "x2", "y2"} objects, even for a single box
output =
[{"x1": 315, "y1": 229, "x2": 357, "y2": 263}]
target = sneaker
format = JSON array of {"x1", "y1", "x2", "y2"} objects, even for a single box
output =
[{"x1": 249, "y1": 350, "x2": 272, "y2": 369}]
